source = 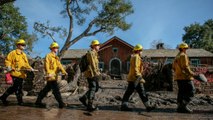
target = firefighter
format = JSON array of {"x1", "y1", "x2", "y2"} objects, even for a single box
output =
[
  {"x1": 0, "y1": 39, "x2": 34, "y2": 106},
  {"x1": 35, "y1": 42, "x2": 67, "y2": 108},
  {"x1": 121, "y1": 44, "x2": 156, "y2": 112},
  {"x1": 172, "y1": 43, "x2": 195, "y2": 113},
  {"x1": 79, "y1": 40, "x2": 101, "y2": 112}
]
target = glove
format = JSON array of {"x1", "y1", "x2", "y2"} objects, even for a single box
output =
[
  {"x1": 134, "y1": 75, "x2": 142, "y2": 88},
  {"x1": 62, "y1": 72, "x2": 68, "y2": 76},
  {"x1": 7, "y1": 66, "x2": 13, "y2": 72}
]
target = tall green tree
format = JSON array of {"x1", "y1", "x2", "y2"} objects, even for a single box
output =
[
  {"x1": 183, "y1": 19, "x2": 213, "y2": 53},
  {"x1": 0, "y1": 3, "x2": 37, "y2": 54},
  {"x1": 0, "y1": 0, "x2": 16, "y2": 6},
  {"x1": 34, "y1": 0, "x2": 134, "y2": 58}
]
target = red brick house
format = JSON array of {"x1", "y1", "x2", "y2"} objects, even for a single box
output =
[
  {"x1": 61, "y1": 36, "x2": 133, "y2": 77},
  {"x1": 98, "y1": 36, "x2": 133, "y2": 77},
  {"x1": 61, "y1": 36, "x2": 213, "y2": 77}
]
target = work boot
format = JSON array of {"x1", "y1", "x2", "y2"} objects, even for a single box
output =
[
  {"x1": 35, "y1": 98, "x2": 46, "y2": 108},
  {"x1": 87, "y1": 100, "x2": 97, "y2": 112},
  {"x1": 35, "y1": 102, "x2": 46, "y2": 108},
  {"x1": 79, "y1": 96, "x2": 87, "y2": 107},
  {"x1": 144, "y1": 101, "x2": 156, "y2": 112},
  {"x1": 59, "y1": 102, "x2": 67, "y2": 109},
  {"x1": 17, "y1": 95, "x2": 24, "y2": 106},
  {"x1": 177, "y1": 103, "x2": 193, "y2": 113},
  {"x1": 120, "y1": 102, "x2": 132, "y2": 111},
  {"x1": 0, "y1": 93, "x2": 9, "y2": 106}
]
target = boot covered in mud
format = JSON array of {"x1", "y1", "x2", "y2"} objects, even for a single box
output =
[
  {"x1": 177, "y1": 101, "x2": 193, "y2": 113},
  {"x1": 59, "y1": 102, "x2": 67, "y2": 109},
  {"x1": 16, "y1": 94, "x2": 23, "y2": 106},
  {"x1": 87, "y1": 100, "x2": 97, "y2": 112},
  {"x1": 79, "y1": 95, "x2": 88, "y2": 107},
  {"x1": 120, "y1": 102, "x2": 132, "y2": 111},
  {"x1": 144, "y1": 101, "x2": 156, "y2": 112},
  {"x1": 35, "y1": 97, "x2": 46, "y2": 108},
  {"x1": 0, "y1": 92, "x2": 10, "y2": 106}
]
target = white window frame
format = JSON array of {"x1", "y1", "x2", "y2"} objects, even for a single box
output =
[
  {"x1": 190, "y1": 59, "x2": 200, "y2": 67},
  {"x1": 127, "y1": 61, "x2": 130, "y2": 72},
  {"x1": 99, "y1": 62, "x2": 104, "y2": 71}
]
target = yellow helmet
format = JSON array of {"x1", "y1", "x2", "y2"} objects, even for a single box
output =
[
  {"x1": 133, "y1": 44, "x2": 143, "y2": 51},
  {"x1": 91, "y1": 40, "x2": 100, "y2": 46},
  {"x1": 49, "y1": 42, "x2": 59, "y2": 49},
  {"x1": 16, "y1": 39, "x2": 26, "y2": 45},
  {"x1": 179, "y1": 43, "x2": 189, "y2": 49}
]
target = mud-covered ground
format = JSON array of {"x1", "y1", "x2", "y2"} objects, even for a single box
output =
[{"x1": 0, "y1": 80, "x2": 213, "y2": 120}]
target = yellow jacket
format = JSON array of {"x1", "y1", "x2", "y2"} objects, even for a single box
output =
[
  {"x1": 5, "y1": 49, "x2": 32, "y2": 79},
  {"x1": 127, "y1": 54, "x2": 143, "y2": 82},
  {"x1": 84, "y1": 50, "x2": 100, "y2": 78},
  {"x1": 45, "y1": 52, "x2": 67, "y2": 81},
  {"x1": 172, "y1": 52, "x2": 194, "y2": 80}
]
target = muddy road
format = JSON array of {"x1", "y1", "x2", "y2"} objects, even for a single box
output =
[{"x1": 0, "y1": 80, "x2": 213, "y2": 120}]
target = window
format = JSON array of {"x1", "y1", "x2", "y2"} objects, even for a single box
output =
[
  {"x1": 61, "y1": 60, "x2": 72, "y2": 65},
  {"x1": 127, "y1": 61, "x2": 130, "y2": 72},
  {"x1": 165, "y1": 58, "x2": 174, "y2": 64},
  {"x1": 190, "y1": 59, "x2": 200, "y2": 67},
  {"x1": 112, "y1": 47, "x2": 118, "y2": 53},
  {"x1": 99, "y1": 62, "x2": 104, "y2": 72}
]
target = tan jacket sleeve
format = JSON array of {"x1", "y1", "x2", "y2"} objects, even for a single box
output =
[
  {"x1": 45, "y1": 54, "x2": 51, "y2": 74},
  {"x1": 5, "y1": 52, "x2": 13, "y2": 68},
  {"x1": 180, "y1": 55, "x2": 194, "y2": 76},
  {"x1": 87, "y1": 51, "x2": 100, "y2": 77},
  {"x1": 23, "y1": 54, "x2": 32, "y2": 69},
  {"x1": 56, "y1": 57, "x2": 67, "y2": 75},
  {"x1": 134, "y1": 55, "x2": 142, "y2": 77}
]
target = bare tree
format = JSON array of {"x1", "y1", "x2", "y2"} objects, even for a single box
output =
[{"x1": 34, "y1": 0, "x2": 134, "y2": 58}]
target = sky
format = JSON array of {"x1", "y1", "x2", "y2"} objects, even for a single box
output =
[{"x1": 14, "y1": 0, "x2": 213, "y2": 57}]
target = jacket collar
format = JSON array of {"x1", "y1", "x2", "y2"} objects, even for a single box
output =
[
  {"x1": 49, "y1": 52, "x2": 59, "y2": 59},
  {"x1": 15, "y1": 49, "x2": 23, "y2": 55}
]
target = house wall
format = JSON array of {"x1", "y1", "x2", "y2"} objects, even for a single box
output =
[
  {"x1": 150, "y1": 57, "x2": 213, "y2": 67},
  {"x1": 99, "y1": 39, "x2": 132, "y2": 74}
]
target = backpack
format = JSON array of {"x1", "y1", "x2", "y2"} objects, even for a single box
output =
[{"x1": 79, "y1": 53, "x2": 89, "y2": 72}]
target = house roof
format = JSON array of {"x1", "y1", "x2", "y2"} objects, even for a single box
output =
[
  {"x1": 62, "y1": 48, "x2": 213, "y2": 59},
  {"x1": 142, "y1": 49, "x2": 213, "y2": 58},
  {"x1": 100, "y1": 36, "x2": 133, "y2": 51},
  {"x1": 61, "y1": 36, "x2": 213, "y2": 59},
  {"x1": 62, "y1": 49, "x2": 88, "y2": 59}
]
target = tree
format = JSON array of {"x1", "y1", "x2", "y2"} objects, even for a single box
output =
[
  {"x1": 183, "y1": 19, "x2": 213, "y2": 53},
  {"x1": 34, "y1": 0, "x2": 134, "y2": 58},
  {"x1": 0, "y1": 3, "x2": 37, "y2": 55},
  {"x1": 0, "y1": 0, "x2": 15, "y2": 6}
]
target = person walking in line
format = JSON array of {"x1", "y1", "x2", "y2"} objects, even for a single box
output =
[
  {"x1": 0, "y1": 39, "x2": 35, "y2": 106},
  {"x1": 35, "y1": 42, "x2": 67, "y2": 109},
  {"x1": 79, "y1": 40, "x2": 101, "y2": 112},
  {"x1": 121, "y1": 44, "x2": 156, "y2": 112},
  {"x1": 172, "y1": 43, "x2": 195, "y2": 113}
]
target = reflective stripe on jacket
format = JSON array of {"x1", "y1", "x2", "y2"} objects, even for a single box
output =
[
  {"x1": 5, "y1": 49, "x2": 32, "y2": 79},
  {"x1": 45, "y1": 52, "x2": 66, "y2": 81},
  {"x1": 172, "y1": 52, "x2": 194, "y2": 80},
  {"x1": 84, "y1": 50, "x2": 100, "y2": 78},
  {"x1": 127, "y1": 54, "x2": 143, "y2": 82}
]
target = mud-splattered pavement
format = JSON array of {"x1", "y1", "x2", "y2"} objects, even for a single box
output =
[
  {"x1": 0, "y1": 103, "x2": 212, "y2": 120},
  {"x1": 0, "y1": 80, "x2": 213, "y2": 120}
]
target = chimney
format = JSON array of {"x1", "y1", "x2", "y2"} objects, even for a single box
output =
[{"x1": 156, "y1": 43, "x2": 164, "y2": 49}]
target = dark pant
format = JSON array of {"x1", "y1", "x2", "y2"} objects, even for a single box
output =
[
  {"x1": 1, "y1": 76, "x2": 23, "y2": 102},
  {"x1": 36, "y1": 81, "x2": 63, "y2": 104},
  {"x1": 83, "y1": 77, "x2": 99, "y2": 100},
  {"x1": 177, "y1": 80, "x2": 195, "y2": 104},
  {"x1": 122, "y1": 82, "x2": 148, "y2": 103}
]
